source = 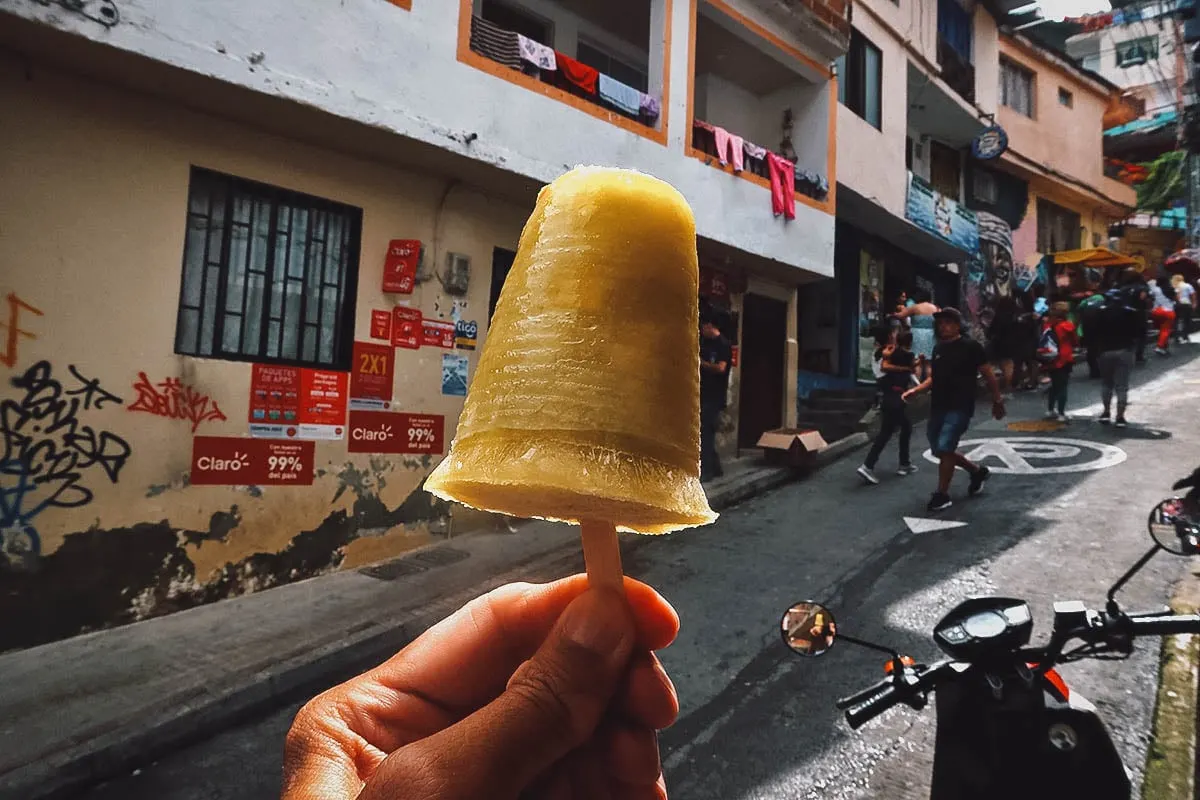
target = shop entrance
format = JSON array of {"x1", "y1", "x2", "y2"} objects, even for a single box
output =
[{"x1": 738, "y1": 293, "x2": 787, "y2": 449}]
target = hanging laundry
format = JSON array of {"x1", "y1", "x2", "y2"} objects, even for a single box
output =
[
  {"x1": 726, "y1": 133, "x2": 745, "y2": 172},
  {"x1": 710, "y1": 125, "x2": 732, "y2": 166},
  {"x1": 693, "y1": 119, "x2": 715, "y2": 132},
  {"x1": 469, "y1": 16, "x2": 521, "y2": 71},
  {"x1": 767, "y1": 153, "x2": 796, "y2": 220},
  {"x1": 517, "y1": 34, "x2": 557, "y2": 71},
  {"x1": 598, "y1": 73, "x2": 642, "y2": 116},
  {"x1": 640, "y1": 93, "x2": 661, "y2": 121},
  {"x1": 743, "y1": 141, "x2": 768, "y2": 160},
  {"x1": 556, "y1": 52, "x2": 599, "y2": 94}
]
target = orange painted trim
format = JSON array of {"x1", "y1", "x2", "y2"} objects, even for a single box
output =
[
  {"x1": 705, "y1": 0, "x2": 832, "y2": 79},
  {"x1": 387, "y1": 0, "x2": 412, "y2": 9},
  {"x1": 685, "y1": 0, "x2": 836, "y2": 215},
  {"x1": 455, "y1": 0, "x2": 670, "y2": 146}
]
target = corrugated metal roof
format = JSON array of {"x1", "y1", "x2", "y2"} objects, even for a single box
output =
[{"x1": 1104, "y1": 110, "x2": 1177, "y2": 137}]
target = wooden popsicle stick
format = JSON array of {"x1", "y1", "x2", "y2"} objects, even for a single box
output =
[{"x1": 580, "y1": 520, "x2": 625, "y2": 596}]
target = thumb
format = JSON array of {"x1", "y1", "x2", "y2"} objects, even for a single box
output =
[{"x1": 371, "y1": 588, "x2": 637, "y2": 799}]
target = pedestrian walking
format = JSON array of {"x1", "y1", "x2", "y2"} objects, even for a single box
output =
[
  {"x1": 1148, "y1": 278, "x2": 1176, "y2": 355},
  {"x1": 891, "y1": 290, "x2": 938, "y2": 379},
  {"x1": 858, "y1": 331, "x2": 919, "y2": 485},
  {"x1": 987, "y1": 296, "x2": 1021, "y2": 394},
  {"x1": 902, "y1": 307, "x2": 1006, "y2": 512},
  {"x1": 1091, "y1": 269, "x2": 1146, "y2": 428},
  {"x1": 699, "y1": 316, "x2": 731, "y2": 482},
  {"x1": 1172, "y1": 274, "x2": 1195, "y2": 343},
  {"x1": 1041, "y1": 302, "x2": 1078, "y2": 422}
]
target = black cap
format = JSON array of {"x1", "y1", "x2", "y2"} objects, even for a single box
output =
[{"x1": 933, "y1": 307, "x2": 964, "y2": 325}]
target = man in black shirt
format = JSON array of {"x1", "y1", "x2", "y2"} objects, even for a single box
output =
[
  {"x1": 699, "y1": 317, "x2": 732, "y2": 481},
  {"x1": 1090, "y1": 270, "x2": 1148, "y2": 427},
  {"x1": 903, "y1": 307, "x2": 1005, "y2": 511}
]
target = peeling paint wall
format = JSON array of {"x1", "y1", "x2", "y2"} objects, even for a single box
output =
[{"x1": 0, "y1": 56, "x2": 532, "y2": 651}]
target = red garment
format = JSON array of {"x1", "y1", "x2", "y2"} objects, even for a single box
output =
[
  {"x1": 767, "y1": 153, "x2": 795, "y2": 220},
  {"x1": 1151, "y1": 307, "x2": 1175, "y2": 348},
  {"x1": 556, "y1": 52, "x2": 598, "y2": 94},
  {"x1": 1046, "y1": 319, "x2": 1077, "y2": 369}
]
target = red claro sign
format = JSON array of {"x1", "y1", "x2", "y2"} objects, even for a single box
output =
[
  {"x1": 347, "y1": 410, "x2": 445, "y2": 454},
  {"x1": 190, "y1": 437, "x2": 315, "y2": 486},
  {"x1": 383, "y1": 239, "x2": 421, "y2": 294}
]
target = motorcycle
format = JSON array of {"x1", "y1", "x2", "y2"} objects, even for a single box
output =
[{"x1": 780, "y1": 495, "x2": 1200, "y2": 800}]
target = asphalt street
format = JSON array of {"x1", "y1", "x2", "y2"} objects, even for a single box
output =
[{"x1": 84, "y1": 345, "x2": 1200, "y2": 800}]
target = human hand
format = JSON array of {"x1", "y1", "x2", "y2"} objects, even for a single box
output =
[{"x1": 281, "y1": 575, "x2": 680, "y2": 800}]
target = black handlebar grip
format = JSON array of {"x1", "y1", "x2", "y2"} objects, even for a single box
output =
[
  {"x1": 1129, "y1": 614, "x2": 1200, "y2": 637},
  {"x1": 845, "y1": 684, "x2": 901, "y2": 730},
  {"x1": 837, "y1": 678, "x2": 893, "y2": 710}
]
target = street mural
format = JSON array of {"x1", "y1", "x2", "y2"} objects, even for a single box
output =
[{"x1": 961, "y1": 211, "x2": 1016, "y2": 344}]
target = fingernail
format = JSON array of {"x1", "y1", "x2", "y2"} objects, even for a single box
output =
[{"x1": 562, "y1": 590, "x2": 630, "y2": 655}]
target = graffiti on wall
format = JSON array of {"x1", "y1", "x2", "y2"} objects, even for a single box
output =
[
  {"x1": 1, "y1": 361, "x2": 130, "y2": 568},
  {"x1": 128, "y1": 372, "x2": 227, "y2": 433},
  {"x1": 962, "y1": 212, "x2": 1016, "y2": 343},
  {"x1": 0, "y1": 293, "x2": 44, "y2": 370}
]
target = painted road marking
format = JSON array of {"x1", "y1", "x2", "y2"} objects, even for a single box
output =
[
  {"x1": 922, "y1": 437, "x2": 1127, "y2": 475},
  {"x1": 905, "y1": 516, "x2": 969, "y2": 534}
]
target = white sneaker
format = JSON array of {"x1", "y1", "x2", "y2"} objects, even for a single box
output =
[
  {"x1": 1057, "y1": 413, "x2": 1070, "y2": 423},
  {"x1": 857, "y1": 465, "x2": 880, "y2": 485},
  {"x1": 1045, "y1": 410, "x2": 1058, "y2": 419},
  {"x1": 897, "y1": 464, "x2": 919, "y2": 476}
]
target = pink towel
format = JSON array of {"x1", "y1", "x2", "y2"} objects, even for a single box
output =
[
  {"x1": 727, "y1": 133, "x2": 745, "y2": 172},
  {"x1": 711, "y1": 125, "x2": 730, "y2": 166}
]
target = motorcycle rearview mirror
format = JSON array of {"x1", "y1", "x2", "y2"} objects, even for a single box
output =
[
  {"x1": 1148, "y1": 497, "x2": 1200, "y2": 556},
  {"x1": 781, "y1": 602, "x2": 838, "y2": 657},
  {"x1": 780, "y1": 602, "x2": 909, "y2": 671}
]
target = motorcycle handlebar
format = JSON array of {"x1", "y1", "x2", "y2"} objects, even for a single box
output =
[{"x1": 845, "y1": 683, "x2": 902, "y2": 730}]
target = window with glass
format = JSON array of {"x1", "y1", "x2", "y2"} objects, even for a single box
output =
[
  {"x1": 175, "y1": 167, "x2": 362, "y2": 370},
  {"x1": 835, "y1": 29, "x2": 883, "y2": 130},
  {"x1": 1000, "y1": 57, "x2": 1035, "y2": 117},
  {"x1": 1036, "y1": 197, "x2": 1082, "y2": 253},
  {"x1": 1115, "y1": 36, "x2": 1158, "y2": 68}
]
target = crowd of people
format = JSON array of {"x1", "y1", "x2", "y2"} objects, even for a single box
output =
[{"x1": 856, "y1": 265, "x2": 1198, "y2": 510}]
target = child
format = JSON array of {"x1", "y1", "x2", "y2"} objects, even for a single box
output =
[
  {"x1": 1042, "y1": 302, "x2": 1078, "y2": 422},
  {"x1": 858, "y1": 331, "x2": 918, "y2": 484}
]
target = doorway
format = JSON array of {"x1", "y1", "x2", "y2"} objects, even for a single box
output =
[
  {"x1": 489, "y1": 247, "x2": 516, "y2": 321},
  {"x1": 738, "y1": 293, "x2": 787, "y2": 449}
]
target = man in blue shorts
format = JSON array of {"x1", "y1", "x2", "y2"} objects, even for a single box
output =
[{"x1": 903, "y1": 307, "x2": 1006, "y2": 511}]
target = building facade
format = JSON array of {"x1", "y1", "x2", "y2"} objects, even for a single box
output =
[
  {"x1": 0, "y1": 0, "x2": 849, "y2": 649},
  {"x1": 820, "y1": 0, "x2": 1006, "y2": 385},
  {"x1": 988, "y1": 33, "x2": 1138, "y2": 291}
]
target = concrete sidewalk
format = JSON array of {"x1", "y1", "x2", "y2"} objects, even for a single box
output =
[{"x1": 0, "y1": 435, "x2": 866, "y2": 800}]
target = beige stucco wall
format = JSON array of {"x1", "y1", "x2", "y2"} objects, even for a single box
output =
[
  {"x1": 835, "y1": 3, "x2": 909, "y2": 219},
  {"x1": 0, "y1": 54, "x2": 532, "y2": 648},
  {"x1": 1011, "y1": 180, "x2": 1127, "y2": 267},
  {"x1": 997, "y1": 36, "x2": 1112, "y2": 194}
]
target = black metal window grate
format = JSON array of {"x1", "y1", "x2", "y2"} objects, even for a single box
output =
[{"x1": 175, "y1": 167, "x2": 362, "y2": 370}]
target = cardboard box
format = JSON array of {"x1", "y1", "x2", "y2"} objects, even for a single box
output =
[{"x1": 757, "y1": 428, "x2": 828, "y2": 467}]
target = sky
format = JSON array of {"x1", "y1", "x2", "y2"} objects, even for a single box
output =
[{"x1": 1034, "y1": 0, "x2": 1113, "y2": 20}]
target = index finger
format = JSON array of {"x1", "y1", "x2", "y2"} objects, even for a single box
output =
[{"x1": 369, "y1": 575, "x2": 678, "y2": 717}]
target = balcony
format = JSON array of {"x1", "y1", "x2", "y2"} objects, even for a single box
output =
[
  {"x1": 465, "y1": 0, "x2": 664, "y2": 136},
  {"x1": 738, "y1": 0, "x2": 852, "y2": 65},
  {"x1": 688, "y1": 3, "x2": 834, "y2": 212},
  {"x1": 937, "y1": 35, "x2": 975, "y2": 104}
]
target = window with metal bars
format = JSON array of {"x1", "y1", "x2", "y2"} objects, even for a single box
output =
[{"x1": 175, "y1": 167, "x2": 361, "y2": 370}]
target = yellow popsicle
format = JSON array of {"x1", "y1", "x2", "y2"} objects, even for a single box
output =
[{"x1": 424, "y1": 166, "x2": 716, "y2": 535}]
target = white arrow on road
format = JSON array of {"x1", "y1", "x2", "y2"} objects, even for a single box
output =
[{"x1": 904, "y1": 516, "x2": 969, "y2": 534}]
